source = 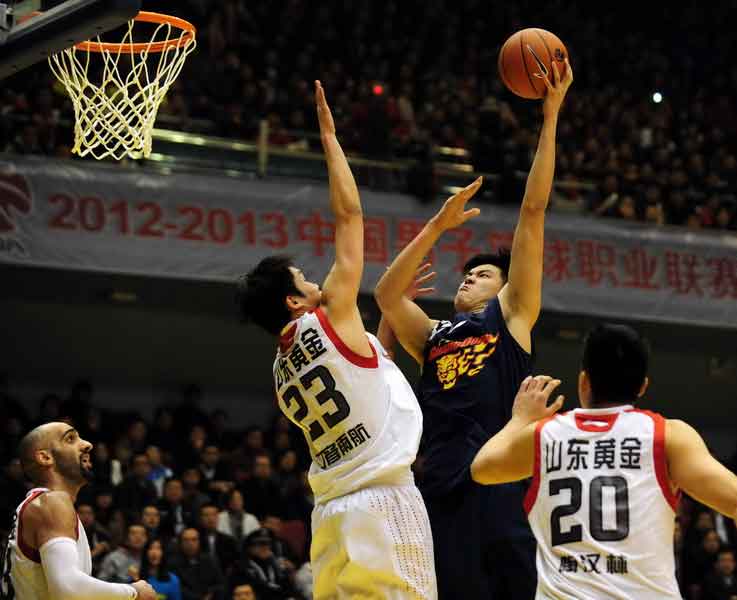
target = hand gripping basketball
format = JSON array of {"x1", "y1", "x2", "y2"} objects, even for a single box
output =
[{"x1": 540, "y1": 58, "x2": 574, "y2": 119}]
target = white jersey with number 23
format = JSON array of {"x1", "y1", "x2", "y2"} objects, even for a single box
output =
[{"x1": 273, "y1": 307, "x2": 423, "y2": 505}]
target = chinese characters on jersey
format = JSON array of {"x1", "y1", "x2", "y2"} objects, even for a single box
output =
[
  {"x1": 275, "y1": 327, "x2": 327, "y2": 388},
  {"x1": 545, "y1": 437, "x2": 642, "y2": 474},
  {"x1": 314, "y1": 423, "x2": 371, "y2": 469}
]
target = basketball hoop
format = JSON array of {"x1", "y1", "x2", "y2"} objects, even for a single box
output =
[{"x1": 45, "y1": 11, "x2": 196, "y2": 160}]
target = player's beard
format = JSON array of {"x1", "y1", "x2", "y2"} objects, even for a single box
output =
[{"x1": 53, "y1": 450, "x2": 94, "y2": 484}]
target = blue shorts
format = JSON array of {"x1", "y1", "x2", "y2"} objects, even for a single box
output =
[{"x1": 422, "y1": 479, "x2": 537, "y2": 600}]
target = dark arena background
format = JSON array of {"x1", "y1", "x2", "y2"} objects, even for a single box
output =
[{"x1": 1, "y1": 1, "x2": 736, "y2": 599}]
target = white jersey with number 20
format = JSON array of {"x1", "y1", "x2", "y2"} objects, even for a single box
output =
[
  {"x1": 273, "y1": 308, "x2": 423, "y2": 505},
  {"x1": 525, "y1": 405, "x2": 681, "y2": 600}
]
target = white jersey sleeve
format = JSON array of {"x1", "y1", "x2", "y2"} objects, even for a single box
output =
[
  {"x1": 525, "y1": 405, "x2": 681, "y2": 600},
  {"x1": 273, "y1": 308, "x2": 423, "y2": 504}
]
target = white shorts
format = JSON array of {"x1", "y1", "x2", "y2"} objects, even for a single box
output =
[{"x1": 311, "y1": 484, "x2": 437, "y2": 600}]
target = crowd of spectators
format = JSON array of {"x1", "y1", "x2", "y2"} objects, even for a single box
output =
[
  {"x1": 2, "y1": 378, "x2": 737, "y2": 599},
  {"x1": 2, "y1": 1, "x2": 737, "y2": 230}
]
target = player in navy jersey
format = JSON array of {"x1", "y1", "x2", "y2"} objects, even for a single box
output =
[{"x1": 375, "y1": 60, "x2": 573, "y2": 599}]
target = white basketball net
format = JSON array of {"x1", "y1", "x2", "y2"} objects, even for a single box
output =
[{"x1": 48, "y1": 16, "x2": 196, "y2": 161}]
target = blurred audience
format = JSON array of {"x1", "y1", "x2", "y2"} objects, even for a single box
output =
[{"x1": 2, "y1": 1, "x2": 736, "y2": 230}]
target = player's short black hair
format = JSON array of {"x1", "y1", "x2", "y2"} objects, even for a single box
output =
[
  {"x1": 236, "y1": 255, "x2": 303, "y2": 335},
  {"x1": 581, "y1": 323, "x2": 650, "y2": 406},
  {"x1": 462, "y1": 249, "x2": 511, "y2": 281}
]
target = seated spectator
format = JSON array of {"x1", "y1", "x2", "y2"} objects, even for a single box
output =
[
  {"x1": 179, "y1": 424, "x2": 208, "y2": 469},
  {"x1": 703, "y1": 547, "x2": 737, "y2": 600},
  {"x1": 261, "y1": 514, "x2": 298, "y2": 565},
  {"x1": 240, "y1": 452, "x2": 281, "y2": 519},
  {"x1": 182, "y1": 467, "x2": 212, "y2": 517},
  {"x1": 140, "y1": 537, "x2": 183, "y2": 600},
  {"x1": 170, "y1": 528, "x2": 226, "y2": 600},
  {"x1": 686, "y1": 528, "x2": 723, "y2": 599},
  {"x1": 149, "y1": 406, "x2": 178, "y2": 458},
  {"x1": 98, "y1": 523, "x2": 148, "y2": 583},
  {"x1": 158, "y1": 478, "x2": 193, "y2": 538},
  {"x1": 232, "y1": 583, "x2": 257, "y2": 600},
  {"x1": 199, "y1": 444, "x2": 234, "y2": 498},
  {"x1": 199, "y1": 503, "x2": 239, "y2": 573},
  {"x1": 93, "y1": 486, "x2": 117, "y2": 530},
  {"x1": 229, "y1": 529, "x2": 297, "y2": 600},
  {"x1": 217, "y1": 488, "x2": 260, "y2": 545},
  {"x1": 91, "y1": 442, "x2": 123, "y2": 489},
  {"x1": 77, "y1": 502, "x2": 112, "y2": 575},
  {"x1": 141, "y1": 504, "x2": 165, "y2": 542},
  {"x1": 116, "y1": 453, "x2": 158, "y2": 519},
  {"x1": 231, "y1": 427, "x2": 265, "y2": 472},
  {"x1": 274, "y1": 450, "x2": 300, "y2": 498},
  {"x1": 146, "y1": 444, "x2": 173, "y2": 497}
]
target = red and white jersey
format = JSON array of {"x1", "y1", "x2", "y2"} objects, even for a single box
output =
[
  {"x1": 5, "y1": 488, "x2": 92, "y2": 600},
  {"x1": 273, "y1": 308, "x2": 422, "y2": 504},
  {"x1": 524, "y1": 405, "x2": 681, "y2": 600}
]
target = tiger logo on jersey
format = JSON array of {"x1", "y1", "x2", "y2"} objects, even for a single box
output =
[{"x1": 428, "y1": 333, "x2": 499, "y2": 389}]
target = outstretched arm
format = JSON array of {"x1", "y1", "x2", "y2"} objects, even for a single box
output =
[
  {"x1": 666, "y1": 419, "x2": 737, "y2": 526},
  {"x1": 375, "y1": 178, "x2": 482, "y2": 364},
  {"x1": 471, "y1": 375, "x2": 564, "y2": 484},
  {"x1": 313, "y1": 81, "x2": 372, "y2": 354},
  {"x1": 498, "y1": 59, "x2": 573, "y2": 353},
  {"x1": 317, "y1": 80, "x2": 363, "y2": 321},
  {"x1": 375, "y1": 264, "x2": 436, "y2": 360}
]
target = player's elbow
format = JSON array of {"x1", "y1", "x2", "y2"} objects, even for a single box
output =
[
  {"x1": 47, "y1": 578, "x2": 80, "y2": 600},
  {"x1": 373, "y1": 279, "x2": 393, "y2": 309},
  {"x1": 470, "y1": 453, "x2": 497, "y2": 485}
]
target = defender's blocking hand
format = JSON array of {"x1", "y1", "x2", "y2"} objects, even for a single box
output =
[
  {"x1": 431, "y1": 176, "x2": 483, "y2": 232},
  {"x1": 512, "y1": 375, "x2": 565, "y2": 425},
  {"x1": 315, "y1": 80, "x2": 336, "y2": 136}
]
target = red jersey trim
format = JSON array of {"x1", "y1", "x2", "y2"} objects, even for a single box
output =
[
  {"x1": 17, "y1": 489, "x2": 47, "y2": 563},
  {"x1": 524, "y1": 416, "x2": 555, "y2": 514},
  {"x1": 574, "y1": 412, "x2": 620, "y2": 432},
  {"x1": 315, "y1": 307, "x2": 378, "y2": 369},
  {"x1": 629, "y1": 408, "x2": 680, "y2": 511}
]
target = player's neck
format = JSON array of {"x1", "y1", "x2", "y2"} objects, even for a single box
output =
[{"x1": 43, "y1": 474, "x2": 84, "y2": 501}]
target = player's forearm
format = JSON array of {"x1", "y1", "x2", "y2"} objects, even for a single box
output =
[
  {"x1": 321, "y1": 133, "x2": 362, "y2": 219},
  {"x1": 521, "y1": 114, "x2": 558, "y2": 212},
  {"x1": 41, "y1": 538, "x2": 137, "y2": 599},
  {"x1": 470, "y1": 416, "x2": 529, "y2": 485},
  {"x1": 375, "y1": 316, "x2": 397, "y2": 361},
  {"x1": 375, "y1": 220, "x2": 443, "y2": 307}
]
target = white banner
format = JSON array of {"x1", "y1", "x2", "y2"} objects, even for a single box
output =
[{"x1": 2, "y1": 156, "x2": 737, "y2": 329}]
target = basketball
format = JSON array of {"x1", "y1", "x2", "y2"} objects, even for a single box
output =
[{"x1": 498, "y1": 28, "x2": 568, "y2": 99}]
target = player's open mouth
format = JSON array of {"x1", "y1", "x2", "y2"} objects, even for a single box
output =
[{"x1": 81, "y1": 455, "x2": 91, "y2": 467}]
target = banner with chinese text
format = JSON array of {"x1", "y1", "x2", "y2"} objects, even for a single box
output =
[{"x1": 2, "y1": 156, "x2": 736, "y2": 329}]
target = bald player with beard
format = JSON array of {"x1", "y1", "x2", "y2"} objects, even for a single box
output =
[{"x1": 1, "y1": 422, "x2": 156, "y2": 600}]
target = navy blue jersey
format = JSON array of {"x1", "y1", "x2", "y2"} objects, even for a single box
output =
[{"x1": 418, "y1": 296, "x2": 533, "y2": 497}]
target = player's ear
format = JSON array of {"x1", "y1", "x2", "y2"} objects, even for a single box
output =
[
  {"x1": 36, "y1": 448, "x2": 53, "y2": 468},
  {"x1": 285, "y1": 295, "x2": 301, "y2": 311},
  {"x1": 637, "y1": 376, "x2": 649, "y2": 398},
  {"x1": 578, "y1": 370, "x2": 590, "y2": 402}
]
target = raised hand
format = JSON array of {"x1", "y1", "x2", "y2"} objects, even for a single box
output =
[
  {"x1": 405, "y1": 262, "x2": 437, "y2": 300},
  {"x1": 512, "y1": 375, "x2": 565, "y2": 425},
  {"x1": 431, "y1": 176, "x2": 483, "y2": 232},
  {"x1": 536, "y1": 57, "x2": 573, "y2": 118},
  {"x1": 315, "y1": 80, "x2": 336, "y2": 137}
]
